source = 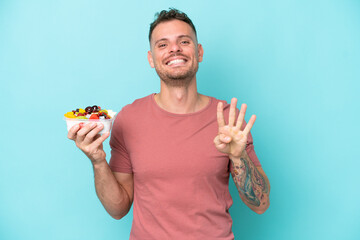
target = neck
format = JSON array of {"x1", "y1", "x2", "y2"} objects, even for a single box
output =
[{"x1": 155, "y1": 78, "x2": 208, "y2": 114}]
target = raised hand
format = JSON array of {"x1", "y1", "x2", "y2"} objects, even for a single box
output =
[
  {"x1": 214, "y1": 98, "x2": 256, "y2": 159},
  {"x1": 67, "y1": 122, "x2": 110, "y2": 165}
]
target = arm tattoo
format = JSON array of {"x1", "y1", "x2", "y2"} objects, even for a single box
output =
[{"x1": 230, "y1": 155, "x2": 269, "y2": 207}]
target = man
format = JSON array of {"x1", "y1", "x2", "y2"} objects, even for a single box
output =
[{"x1": 68, "y1": 8, "x2": 270, "y2": 239}]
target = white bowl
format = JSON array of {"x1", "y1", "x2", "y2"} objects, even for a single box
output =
[{"x1": 64, "y1": 117, "x2": 115, "y2": 135}]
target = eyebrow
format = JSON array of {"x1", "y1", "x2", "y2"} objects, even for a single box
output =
[{"x1": 153, "y1": 35, "x2": 193, "y2": 46}]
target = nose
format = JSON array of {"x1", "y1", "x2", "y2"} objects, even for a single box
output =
[{"x1": 169, "y1": 42, "x2": 182, "y2": 53}]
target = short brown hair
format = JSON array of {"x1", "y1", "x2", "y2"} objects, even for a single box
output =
[{"x1": 149, "y1": 8, "x2": 197, "y2": 42}]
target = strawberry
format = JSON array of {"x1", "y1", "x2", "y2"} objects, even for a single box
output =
[{"x1": 89, "y1": 114, "x2": 99, "y2": 119}]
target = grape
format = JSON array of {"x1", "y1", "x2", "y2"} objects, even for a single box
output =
[
  {"x1": 92, "y1": 105, "x2": 98, "y2": 112},
  {"x1": 85, "y1": 106, "x2": 93, "y2": 114}
]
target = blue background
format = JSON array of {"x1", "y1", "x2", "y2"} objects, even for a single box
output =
[{"x1": 1, "y1": 0, "x2": 359, "y2": 239}]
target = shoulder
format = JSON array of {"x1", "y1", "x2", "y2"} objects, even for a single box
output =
[
  {"x1": 115, "y1": 94, "x2": 153, "y2": 120},
  {"x1": 113, "y1": 94, "x2": 153, "y2": 127},
  {"x1": 208, "y1": 95, "x2": 231, "y2": 111},
  {"x1": 120, "y1": 94, "x2": 153, "y2": 114}
]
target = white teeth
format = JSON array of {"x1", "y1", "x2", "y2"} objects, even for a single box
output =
[{"x1": 167, "y1": 59, "x2": 185, "y2": 66}]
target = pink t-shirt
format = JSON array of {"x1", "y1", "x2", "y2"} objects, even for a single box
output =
[{"x1": 109, "y1": 94, "x2": 261, "y2": 240}]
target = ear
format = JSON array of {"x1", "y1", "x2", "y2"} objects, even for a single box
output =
[
  {"x1": 147, "y1": 51, "x2": 155, "y2": 68},
  {"x1": 197, "y1": 44, "x2": 204, "y2": 63}
]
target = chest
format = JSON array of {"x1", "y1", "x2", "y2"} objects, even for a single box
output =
[{"x1": 124, "y1": 117, "x2": 230, "y2": 181}]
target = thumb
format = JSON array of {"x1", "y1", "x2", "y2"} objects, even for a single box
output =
[
  {"x1": 219, "y1": 133, "x2": 232, "y2": 143},
  {"x1": 214, "y1": 135, "x2": 227, "y2": 149}
]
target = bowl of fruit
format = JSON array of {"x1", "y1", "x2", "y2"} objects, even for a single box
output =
[{"x1": 64, "y1": 105, "x2": 117, "y2": 134}]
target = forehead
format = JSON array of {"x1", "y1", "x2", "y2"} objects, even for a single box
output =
[{"x1": 151, "y1": 19, "x2": 196, "y2": 43}]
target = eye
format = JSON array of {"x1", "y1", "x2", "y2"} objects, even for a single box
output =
[
  {"x1": 181, "y1": 40, "x2": 190, "y2": 45},
  {"x1": 158, "y1": 43, "x2": 167, "y2": 48}
]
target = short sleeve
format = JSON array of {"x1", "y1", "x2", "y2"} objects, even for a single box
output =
[{"x1": 109, "y1": 109, "x2": 133, "y2": 173}]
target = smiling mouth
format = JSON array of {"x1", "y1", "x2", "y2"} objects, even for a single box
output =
[{"x1": 166, "y1": 59, "x2": 187, "y2": 66}]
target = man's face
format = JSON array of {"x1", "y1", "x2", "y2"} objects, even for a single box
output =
[{"x1": 148, "y1": 20, "x2": 203, "y2": 87}]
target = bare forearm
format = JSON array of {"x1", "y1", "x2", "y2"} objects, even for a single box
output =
[
  {"x1": 230, "y1": 152, "x2": 270, "y2": 213},
  {"x1": 93, "y1": 161, "x2": 131, "y2": 219}
]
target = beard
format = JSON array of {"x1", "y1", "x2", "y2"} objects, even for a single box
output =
[{"x1": 154, "y1": 54, "x2": 199, "y2": 88}]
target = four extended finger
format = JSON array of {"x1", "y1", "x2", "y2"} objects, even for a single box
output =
[
  {"x1": 217, "y1": 102, "x2": 226, "y2": 128},
  {"x1": 243, "y1": 114, "x2": 256, "y2": 135},
  {"x1": 228, "y1": 98, "x2": 237, "y2": 127},
  {"x1": 236, "y1": 103, "x2": 247, "y2": 131}
]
